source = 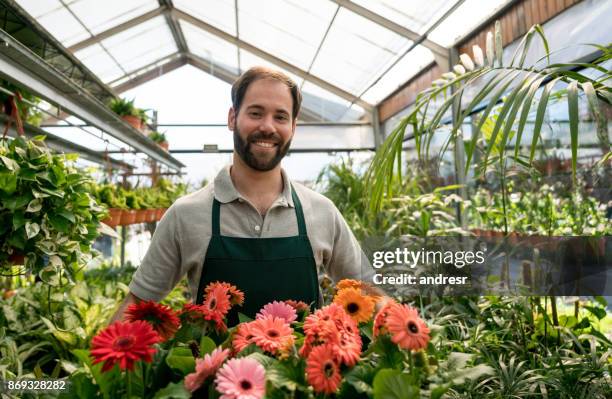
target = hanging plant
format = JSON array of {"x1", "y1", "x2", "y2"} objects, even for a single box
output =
[{"x1": 0, "y1": 136, "x2": 106, "y2": 281}]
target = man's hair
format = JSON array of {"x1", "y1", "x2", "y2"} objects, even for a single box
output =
[{"x1": 231, "y1": 66, "x2": 302, "y2": 120}]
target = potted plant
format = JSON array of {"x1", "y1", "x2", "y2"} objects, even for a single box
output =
[
  {"x1": 94, "y1": 183, "x2": 127, "y2": 228},
  {"x1": 109, "y1": 97, "x2": 141, "y2": 131},
  {"x1": 148, "y1": 130, "x2": 169, "y2": 151}
]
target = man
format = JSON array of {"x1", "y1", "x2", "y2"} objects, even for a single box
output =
[{"x1": 112, "y1": 66, "x2": 376, "y2": 323}]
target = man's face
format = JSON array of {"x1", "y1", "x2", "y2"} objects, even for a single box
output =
[{"x1": 228, "y1": 78, "x2": 296, "y2": 171}]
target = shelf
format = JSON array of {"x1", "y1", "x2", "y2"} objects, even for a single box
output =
[
  {"x1": 0, "y1": 29, "x2": 185, "y2": 171},
  {"x1": 1, "y1": 114, "x2": 133, "y2": 172}
]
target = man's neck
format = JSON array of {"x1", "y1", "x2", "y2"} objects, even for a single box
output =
[{"x1": 230, "y1": 154, "x2": 283, "y2": 214}]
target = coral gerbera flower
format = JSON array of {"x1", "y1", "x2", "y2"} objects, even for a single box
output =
[
  {"x1": 206, "y1": 281, "x2": 244, "y2": 306},
  {"x1": 203, "y1": 283, "x2": 232, "y2": 318},
  {"x1": 256, "y1": 301, "x2": 297, "y2": 324},
  {"x1": 250, "y1": 316, "x2": 294, "y2": 355},
  {"x1": 333, "y1": 287, "x2": 375, "y2": 324},
  {"x1": 215, "y1": 358, "x2": 266, "y2": 399},
  {"x1": 385, "y1": 304, "x2": 430, "y2": 351},
  {"x1": 125, "y1": 300, "x2": 180, "y2": 341},
  {"x1": 333, "y1": 332, "x2": 362, "y2": 367},
  {"x1": 285, "y1": 299, "x2": 309, "y2": 312},
  {"x1": 184, "y1": 347, "x2": 230, "y2": 393},
  {"x1": 373, "y1": 300, "x2": 397, "y2": 339},
  {"x1": 306, "y1": 344, "x2": 342, "y2": 395},
  {"x1": 90, "y1": 321, "x2": 159, "y2": 372}
]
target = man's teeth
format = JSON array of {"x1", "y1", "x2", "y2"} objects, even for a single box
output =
[{"x1": 254, "y1": 141, "x2": 276, "y2": 148}]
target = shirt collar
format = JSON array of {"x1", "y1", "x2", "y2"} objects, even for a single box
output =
[{"x1": 213, "y1": 164, "x2": 295, "y2": 208}]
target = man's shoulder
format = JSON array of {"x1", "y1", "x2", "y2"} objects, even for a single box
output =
[
  {"x1": 291, "y1": 181, "x2": 337, "y2": 213},
  {"x1": 172, "y1": 183, "x2": 214, "y2": 215}
]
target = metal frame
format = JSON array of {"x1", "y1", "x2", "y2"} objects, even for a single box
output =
[
  {"x1": 158, "y1": 0, "x2": 189, "y2": 54},
  {"x1": 107, "y1": 148, "x2": 376, "y2": 154},
  {"x1": 0, "y1": 114, "x2": 133, "y2": 171},
  {"x1": 0, "y1": 29, "x2": 184, "y2": 170}
]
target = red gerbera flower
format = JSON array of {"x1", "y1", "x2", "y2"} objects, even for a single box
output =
[
  {"x1": 204, "y1": 281, "x2": 244, "y2": 306},
  {"x1": 306, "y1": 344, "x2": 342, "y2": 395},
  {"x1": 179, "y1": 303, "x2": 207, "y2": 323},
  {"x1": 385, "y1": 304, "x2": 430, "y2": 351},
  {"x1": 90, "y1": 321, "x2": 159, "y2": 372},
  {"x1": 125, "y1": 300, "x2": 180, "y2": 341}
]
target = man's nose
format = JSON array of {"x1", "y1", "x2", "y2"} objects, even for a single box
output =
[{"x1": 258, "y1": 114, "x2": 276, "y2": 133}]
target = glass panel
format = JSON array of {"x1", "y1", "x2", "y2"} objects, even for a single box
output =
[
  {"x1": 362, "y1": 45, "x2": 434, "y2": 104},
  {"x1": 33, "y1": 4, "x2": 91, "y2": 46},
  {"x1": 74, "y1": 44, "x2": 124, "y2": 82},
  {"x1": 238, "y1": 0, "x2": 337, "y2": 70},
  {"x1": 301, "y1": 81, "x2": 354, "y2": 122},
  {"x1": 310, "y1": 8, "x2": 410, "y2": 95},
  {"x1": 181, "y1": 20, "x2": 238, "y2": 74},
  {"x1": 16, "y1": 0, "x2": 62, "y2": 18},
  {"x1": 238, "y1": 50, "x2": 302, "y2": 86},
  {"x1": 428, "y1": 0, "x2": 512, "y2": 46},
  {"x1": 351, "y1": 0, "x2": 456, "y2": 34},
  {"x1": 174, "y1": 0, "x2": 236, "y2": 35},
  {"x1": 101, "y1": 16, "x2": 177, "y2": 75},
  {"x1": 68, "y1": 0, "x2": 158, "y2": 35}
]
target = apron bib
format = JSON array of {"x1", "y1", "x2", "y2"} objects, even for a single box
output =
[{"x1": 196, "y1": 186, "x2": 319, "y2": 326}]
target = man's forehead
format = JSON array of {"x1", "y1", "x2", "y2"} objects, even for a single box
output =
[{"x1": 242, "y1": 78, "x2": 292, "y2": 107}]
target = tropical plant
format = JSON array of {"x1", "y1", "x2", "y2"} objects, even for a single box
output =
[
  {"x1": 108, "y1": 98, "x2": 138, "y2": 118},
  {"x1": 0, "y1": 137, "x2": 106, "y2": 279},
  {"x1": 366, "y1": 21, "x2": 612, "y2": 212},
  {"x1": 148, "y1": 131, "x2": 167, "y2": 144}
]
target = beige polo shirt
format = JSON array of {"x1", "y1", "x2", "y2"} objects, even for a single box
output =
[{"x1": 129, "y1": 165, "x2": 373, "y2": 302}]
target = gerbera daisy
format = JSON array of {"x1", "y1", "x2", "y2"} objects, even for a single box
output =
[
  {"x1": 373, "y1": 301, "x2": 396, "y2": 338},
  {"x1": 179, "y1": 303, "x2": 207, "y2": 323},
  {"x1": 256, "y1": 301, "x2": 297, "y2": 324},
  {"x1": 206, "y1": 281, "x2": 245, "y2": 306},
  {"x1": 232, "y1": 322, "x2": 255, "y2": 353},
  {"x1": 250, "y1": 316, "x2": 294, "y2": 355},
  {"x1": 333, "y1": 332, "x2": 362, "y2": 367},
  {"x1": 215, "y1": 358, "x2": 265, "y2": 399},
  {"x1": 336, "y1": 279, "x2": 363, "y2": 290},
  {"x1": 90, "y1": 321, "x2": 159, "y2": 372},
  {"x1": 306, "y1": 344, "x2": 342, "y2": 395},
  {"x1": 385, "y1": 304, "x2": 430, "y2": 351},
  {"x1": 333, "y1": 287, "x2": 375, "y2": 324},
  {"x1": 285, "y1": 300, "x2": 309, "y2": 312},
  {"x1": 125, "y1": 300, "x2": 180, "y2": 341},
  {"x1": 202, "y1": 284, "x2": 232, "y2": 318},
  {"x1": 184, "y1": 347, "x2": 230, "y2": 392}
]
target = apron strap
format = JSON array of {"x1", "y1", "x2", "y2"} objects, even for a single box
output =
[
  {"x1": 291, "y1": 185, "x2": 308, "y2": 237},
  {"x1": 212, "y1": 198, "x2": 221, "y2": 236}
]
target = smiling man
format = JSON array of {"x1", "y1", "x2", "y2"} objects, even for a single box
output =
[{"x1": 112, "y1": 66, "x2": 375, "y2": 324}]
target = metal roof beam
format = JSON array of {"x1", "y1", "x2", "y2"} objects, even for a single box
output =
[
  {"x1": 330, "y1": 0, "x2": 448, "y2": 59},
  {"x1": 173, "y1": 9, "x2": 373, "y2": 111},
  {"x1": 67, "y1": 7, "x2": 165, "y2": 53},
  {"x1": 158, "y1": 0, "x2": 189, "y2": 53},
  {"x1": 112, "y1": 55, "x2": 187, "y2": 93}
]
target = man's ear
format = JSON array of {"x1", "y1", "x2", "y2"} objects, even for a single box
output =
[{"x1": 228, "y1": 107, "x2": 236, "y2": 131}]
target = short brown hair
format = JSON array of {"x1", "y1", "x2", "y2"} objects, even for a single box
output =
[{"x1": 231, "y1": 66, "x2": 302, "y2": 120}]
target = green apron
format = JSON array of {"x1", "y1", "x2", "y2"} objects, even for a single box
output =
[{"x1": 196, "y1": 186, "x2": 319, "y2": 326}]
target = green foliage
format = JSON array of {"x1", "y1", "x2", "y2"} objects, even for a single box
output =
[
  {"x1": 108, "y1": 97, "x2": 138, "y2": 117},
  {"x1": 0, "y1": 137, "x2": 106, "y2": 278},
  {"x1": 148, "y1": 131, "x2": 168, "y2": 144}
]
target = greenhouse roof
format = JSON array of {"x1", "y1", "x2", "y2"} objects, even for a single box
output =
[{"x1": 15, "y1": 0, "x2": 512, "y2": 122}]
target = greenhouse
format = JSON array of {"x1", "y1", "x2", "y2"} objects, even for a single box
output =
[{"x1": 0, "y1": 0, "x2": 610, "y2": 397}]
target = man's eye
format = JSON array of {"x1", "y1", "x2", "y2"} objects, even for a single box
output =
[
  {"x1": 276, "y1": 115, "x2": 288, "y2": 121},
  {"x1": 250, "y1": 112, "x2": 262, "y2": 117}
]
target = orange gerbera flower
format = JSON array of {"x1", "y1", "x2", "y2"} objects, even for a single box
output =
[
  {"x1": 90, "y1": 321, "x2": 159, "y2": 372},
  {"x1": 249, "y1": 316, "x2": 294, "y2": 355},
  {"x1": 385, "y1": 304, "x2": 430, "y2": 351},
  {"x1": 125, "y1": 301, "x2": 180, "y2": 341},
  {"x1": 336, "y1": 279, "x2": 363, "y2": 290},
  {"x1": 232, "y1": 322, "x2": 255, "y2": 354},
  {"x1": 306, "y1": 344, "x2": 342, "y2": 395},
  {"x1": 373, "y1": 301, "x2": 397, "y2": 339},
  {"x1": 333, "y1": 287, "x2": 375, "y2": 324}
]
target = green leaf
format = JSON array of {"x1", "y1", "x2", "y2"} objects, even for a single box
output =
[
  {"x1": 372, "y1": 369, "x2": 419, "y2": 399},
  {"x1": 530, "y1": 78, "x2": 560, "y2": 163},
  {"x1": 72, "y1": 349, "x2": 120, "y2": 398},
  {"x1": 238, "y1": 312, "x2": 253, "y2": 324},
  {"x1": 199, "y1": 336, "x2": 217, "y2": 356},
  {"x1": 12, "y1": 211, "x2": 26, "y2": 230},
  {"x1": 0, "y1": 171, "x2": 17, "y2": 194},
  {"x1": 430, "y1": 384, "x2": 450, "y2": 399},
  {"x1": 567, "y1": 79, "x2": 579, "y2": 186},
  {"x1": 584, "y1": 306, "x2": 607, "y2": 320},
  {"x1": 165, "y1": 347, "x2": 195, "y2": 376},
  {"x1": 26, "y1": 198, "x2": 43, "y2": 212},
  {"x1": 0, "y1": 155, "x2": 20, "y2": 171},
  {"x1": 514, "y1": 76, "x2": 546, "y2": 158},
  {"x1": 49, "y1": 214, "x2": 71, "y2": 233},
  {"x1": 5, "y1": 194, "x2": 30, "y2": 211},
  {"x1": 25, "y1": 222, "x2": 40, "y2": 239},
  {"x1": 153, "y1": 381, "x2": 191, "y2": 399}
]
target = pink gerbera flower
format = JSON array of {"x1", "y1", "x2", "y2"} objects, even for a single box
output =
[
  {"x1": 215, "y1": 358, "x2": 266, "y2": 399},
  {"x1": 385, "y1": 304, "x2": 430, "y2": 351},
  {"x1": 184, "y1": 347, "x2": 230, "y2": 392},
  {"x1": 256, "y1": 301, "x2": 297, "y2": 324},
  {"x1": 250, "y1": 316, "x2": 294, "y2": 355}
]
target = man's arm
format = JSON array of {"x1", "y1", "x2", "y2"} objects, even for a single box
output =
[{"x1": 109, "y1": 292, "x2": 142, "y2": 324}]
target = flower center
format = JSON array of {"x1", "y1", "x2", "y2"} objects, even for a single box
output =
[
  {"x1": 240, "y1": 379, "x2": 252, "y2": 390},
  {"x1": 407, "y1": 321, "x2": 419, "y2": 334},
  {"x1": 347, "y1": 303, "x2": 359, "y2": 314},
  {"x1": 267, "y1": 329, "x2": 279, "y2": 338},
  {"x1": 324, "y1": 362, "x2": 335, "y2": 378},
  {"x1": 113, "y1": 335, "x2": 135, "y2": 351},
  {"x1": 209, "y1": 298, "x2": 217, "y2": 309}
]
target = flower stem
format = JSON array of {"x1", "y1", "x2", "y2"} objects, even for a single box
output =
[
  {"x1": 408, "y1": 350, "x2": 414, "y2": 376},
  {"x1": 126, "y1": 370, "x2": 132, "y2": 398}
]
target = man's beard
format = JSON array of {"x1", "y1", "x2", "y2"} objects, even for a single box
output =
[{"x1": 233, "y1": 128, "x2": 291, "y2": 171}]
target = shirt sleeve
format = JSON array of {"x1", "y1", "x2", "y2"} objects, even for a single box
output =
[
  {"x1": 128, "y1": 205, "x2": 186, "y2": 302},
  {"x1": 325, "y1": 206, "x2": 375, "y2": 284}
]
